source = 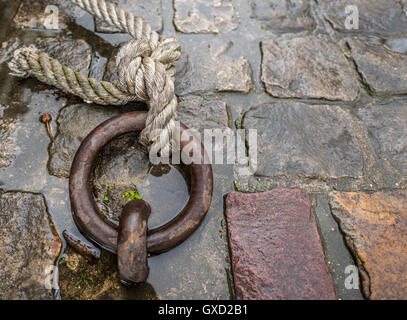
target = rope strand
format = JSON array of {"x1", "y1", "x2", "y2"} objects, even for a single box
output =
[{"x1": 8, "y1": 0, "x2": 181, "y2": 153}]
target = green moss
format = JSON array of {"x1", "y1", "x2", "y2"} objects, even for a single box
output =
[
  {"x1": 102, "y1": 184, "x2": 111, "y2": 204},
  {"x1": 122, "y1": 190, "x2": 142, "y2": 202},
  {"x1": 58, "y1": 256, "x2": 66, "y2": 265}
]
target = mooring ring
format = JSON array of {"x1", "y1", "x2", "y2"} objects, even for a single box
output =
[{"x1": 69, "y1": 111, "x2": 213, "y2": 255}]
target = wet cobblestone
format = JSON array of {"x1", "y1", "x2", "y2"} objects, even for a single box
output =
[{"x1": 0, "y1": 0, "x2": 406, "y2": 300}]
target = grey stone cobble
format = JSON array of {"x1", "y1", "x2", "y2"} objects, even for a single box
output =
[
  {"x1": 174, "y1": 0, "x2": 239, "y2": 34},
  {"x1": 347, "y1": 38, "x2": 407, "y2": 95},
  {"x1": 0, "y1": 191, "x2": 61, "y2": 300},
  {"x1": 318, "y1": 0, "x2": 407, "y2": 37},
  {"x1": 250, "y1": 0, "x2": 315, "y2": 33},
  {"x1": 261, "y1": 35, "x2": 359, "y2": 101}
]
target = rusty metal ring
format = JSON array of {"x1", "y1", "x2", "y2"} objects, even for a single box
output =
[{"x1": 69, "y1": 111, "x2": 213, "y2": 255}]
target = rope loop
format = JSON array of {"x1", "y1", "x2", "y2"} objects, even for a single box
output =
[{"x1": 7, "y1": 0, "x2": 182, "y2": 153}]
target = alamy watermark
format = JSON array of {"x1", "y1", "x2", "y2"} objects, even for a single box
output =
[
  {"x1": 344, "y1": 5, "x2": 359, "y2": 30},
  {"x1": 43, "y1": 5, "x2": 59, "y2": 30},
  {"x1": 148, "y1": 121, "x2": 257, "y2": 177},
  {"x1": 344, "y1": 265, "x2": 359, "y2": 290}
]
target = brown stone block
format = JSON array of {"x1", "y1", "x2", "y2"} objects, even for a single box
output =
[{"x1": 329, "y1": 190, "x2": 407, "y2": 299}]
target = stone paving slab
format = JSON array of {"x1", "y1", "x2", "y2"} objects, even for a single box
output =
[
  {"x1": 225, "y1": 189, "x2": 336, "y2": 300},
  {"x1": 329, "y1": 190, "x2": 407, "y2": 300},
  {"x1": 235, "y1": 98, "x2": 407, "y2": 193},
  {"x1": 177, "y1": 95, "x2": 229, "y2": 133},
  {"x1": 347, "y1": 38, "x2": 407, "y2": 95},
  {"x1": 174, "y1": 0, "x2": 239, "y2": 34},
  {"x1": 0, "y1": 103, "x2": 20, "y2": 168},
  {"x1": 357, "y1": 102, "x2": 407, "y2": 177},
  {"x1": 242, "y1": 102, "x2": 364, "y2": 179},
  {"x1": 174, "y1": 39, "x2": 253, "y2": 95},
  {"x1": 0, "y1": 191, "x2": 62, "y2": 299},
  {"x1": 13, "y1": 0, "x2": 87, "y2": 31},
  {"x1": 250, "y1": 0, "x2": 315, "y2": 33},
  {"x1": 48, "y1": 103, "x2": 139, "y2": 178},
  {"x1": 261, "y1": 35, "x2": 359, "y2": 101},
  {"x1": 319, "y1": 0, "x2": 407, "y2": 37}
]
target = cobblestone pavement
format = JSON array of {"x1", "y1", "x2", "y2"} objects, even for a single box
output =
[{"x1": 0, "y1": 0, "x2": 406, "y2": 300}]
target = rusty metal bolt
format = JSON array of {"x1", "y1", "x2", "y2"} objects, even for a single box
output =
[{"x1": 40, "y1": 113, "x2": 55, "y2": 142}]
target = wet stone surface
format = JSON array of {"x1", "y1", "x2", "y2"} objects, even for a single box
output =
[
  {"x1": 0, "y1": 87, "x2": 68, "y2": 192},
  {"x1": 357, "y1": 102, "x2": 407, "y2": 175},
  {"x1": 174, "y1": 40, "x2": 253, "y2": 95},
  {"x1": 261, "y1": 35, "x2": 359, "y2": 101},
  {"x1": 329, "y1": 190, "x2": 407, "y2": 299},
  {"x1": 174, "y1": 0, "x2": 239, "y2": 34},
  {"x1": 35, "y1": 36, "x2": 92, "y2": 75},
  {"x1": 347, "y1": 38, "x2": 407, "y2": 95},
  {"x1": 239, "y1": 102, "x2": 364, "y2": 191},
  {"x1": 177, "y1": 95, "x2": 229, "y2": 133},
  {"x1": 0, "y1": 191, "x2": 62, "y2": 300},
  {"x1": 13, "y1": 0, "x2": 88, "y2": 31},
  {"x1": 92, "y1": 133, "x2": 150, "y2": 223},
  {"x1": 48, "y1": 103, "x2": 140, "y2": 178},
  {"x1": 0, "y1": 103, "x2": 21, "y2": 168},
  {"x1": 94, "y1": 0, "x2": 163, "y2": 33},
  {"x1": 1, "y1": 0, "x2": 407, "y2": 301},
  {"x1": 92, "y1": 136, "x2": 190, "y2": 229},
  {"x1": 319, "y1": 0, "x2": 407, "y2": 37},
  {"x1": 226, "y1": 189, "x2": 336, "y2": 300},
  {"x1": 250, "y1": 0, "x2": 315, "y2": 33}
]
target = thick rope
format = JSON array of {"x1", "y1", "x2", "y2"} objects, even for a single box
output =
[{"x1": 8, "y1": 0, "x2": 181, "y2": 155}]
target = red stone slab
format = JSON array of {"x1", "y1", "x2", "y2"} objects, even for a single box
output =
[{"x1": 225, "y1": 189, "x2": 336, "y2": 300}]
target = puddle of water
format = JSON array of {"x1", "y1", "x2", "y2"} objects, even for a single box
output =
[
  {"x1": 137, "y1": 165, "x2": 190, "y2": 229},
  {"x1": 0, "y1": 87, "x2": 66, "y2": 192}
]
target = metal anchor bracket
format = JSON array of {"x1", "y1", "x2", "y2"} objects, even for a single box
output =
[{"x1": 68, "y1": 111, "x2": 213, "y2": 286}]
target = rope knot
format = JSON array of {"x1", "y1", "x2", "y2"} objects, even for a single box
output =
[
  {"x1": 115, "y1": 37, "x2": 181, "y2": 102},
  {"x1": 6, "y1": 0, "x2": 182, "y2": 153}
]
